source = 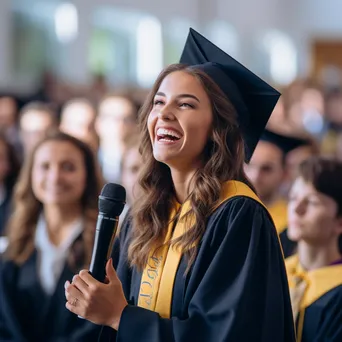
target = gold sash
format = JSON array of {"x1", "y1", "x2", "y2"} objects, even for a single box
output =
[
  {"x1": 285, "y1": 255, "x2": 342, "y2": 342},
  {"x1": 137, "y1": 180, "x2": 268, "y2": 318}
]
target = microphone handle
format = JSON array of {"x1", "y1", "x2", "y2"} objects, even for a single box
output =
[
  {"x1": 78, "y1": 215, "x2": 118, "y2": 320},
  {"x1": 89, "y1": 214, "x2": 119, "y2": 282}
]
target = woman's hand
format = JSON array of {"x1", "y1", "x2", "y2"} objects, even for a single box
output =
[{"x1": 65, "y1": 258, "x2": 127, "y2": 330}]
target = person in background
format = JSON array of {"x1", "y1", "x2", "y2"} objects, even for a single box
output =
[
  {"x1": 284, "y1": 137, "x2": 320, "y2": 189},
  {"x1": 245, "y1": 129, "x2": 311, "y2": 234},
  {"x1": 96, "y1": 94, "x2": 139, "y2": 183},
  {"x1": 282, "y1": 79, "x2": 326, "y2": 139},
  {"x1": 120, "y1": 140, "x2": 143, "y2": 224},
  {"x1": 0, "y1": 96, "x2": 22, "y2": 155},
  {"x1": 19, "y1": 102, "x2": 58, "y2": 157},
  {"x1": 0, "y1": 131, "x2": 103, "y2": 341},
  {"x1": 0, "y1": 134, "x2": 20, "y2": 237},
  {"x1": 60, "y1": 98, "x2": 99, "y2": 154},
  {"x1": 286, "y1": 157, "x2": 342, "y2": 342},
  {"x1": 321, "y1": 88, "x2": 342, "y2": 157}
]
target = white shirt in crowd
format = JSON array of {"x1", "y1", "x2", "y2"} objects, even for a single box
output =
[{"x1": 34, "y1": 215, "x2": 83, "y2": 295}]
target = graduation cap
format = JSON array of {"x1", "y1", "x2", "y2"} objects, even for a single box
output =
[
  {"x1": 261, "y1": 129, "x2": 312, "y2": 155},
  {"x1": 180, "y1": 28, "x2": 280, "y2": 162}
]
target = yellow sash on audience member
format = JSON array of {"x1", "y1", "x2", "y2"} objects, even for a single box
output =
[
  {"x1": 285, "y1": 255, "x2": 342, "y2": 342},
  {"x1": 137, "y1": 180, "x2": 268, "y2": 318}
]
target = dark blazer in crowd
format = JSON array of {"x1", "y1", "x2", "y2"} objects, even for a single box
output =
[{"x1": 0, "y1": 236, "x2": 101, "y2": 342}]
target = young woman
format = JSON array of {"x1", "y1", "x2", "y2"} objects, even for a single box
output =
[
  {"x1": 286, "y1": 157, "x2": 342, "y2": 342},
  {"x1": 0, "y1": 134, "x2": 20, "y2": 237},
  {"x1": 65, "y1": 29, "x2": 295, "y2": 342},
  {"x1": 0, "y1": 131, "x2": 103, "y2": 341}
]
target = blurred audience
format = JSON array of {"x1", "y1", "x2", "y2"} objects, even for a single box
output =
[
  {"x1": 120, "y1": 140, "x2": 143, "y2": 223},
  {"x1": 0, "y1": 131, "x2": 103, "y2": 341},
  {"x1": 96, "y1": 94, "x2": 139, "y2": 183},
  {"x1": 285, "y1": 157, "x2": 342, "y2": 341},
  {"x1": 0, "y1": 96, "x2": 21, "y2": 153},
  {"x1": 245, "y1": 130, "x2": 307, "y2": 234},
  {"x1": 0, "y1": 134, "x2": 20, "y2": 236},
  {"x1": 19, "y1": 102, "x2": 58, "y2": 158},
  {"x1": 60, "y1": 98, "x2": 99, "y2": 154},
  {"x1": 282, "y1": 79, "x2": 326, "y2": 139}
]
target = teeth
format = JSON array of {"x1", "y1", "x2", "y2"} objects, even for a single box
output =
[{"x1": 157, "y1": 128, "x2": 181, "y2": 139}]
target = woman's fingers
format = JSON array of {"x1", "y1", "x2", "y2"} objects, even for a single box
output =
[
  {"x1": 72, "y1": 274, "x2": 89, "y2": 294},
  {"x1": 65, "y1": 282, "x2": 84, "y2": 303},
  {"x1": 78, "y1": 269, "x2": 99, "y2": 287}
]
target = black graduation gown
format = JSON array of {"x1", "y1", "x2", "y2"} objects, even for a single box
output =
[
  {"x1": 100, "y1": 196, "x2": 296, "y2": 342},
  {"x1": 279, "y1": 228, "x2": 297, "y2": 258},
  {"x1": 299, "y1": 285, "x2": 342, "y2": 342},
  {"x1": 0, "y1": 250, "x2": 101, "y2": 342}
]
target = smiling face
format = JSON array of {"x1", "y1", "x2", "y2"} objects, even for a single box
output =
[
  {"x1": 31, "y1": 140, "x2": 87, "y2": 206},
  {"x1": 287, "y1": 177, "x2": 342, "y2": 247},
  {"x1": 147, "y1": 71, "x2": 213, "y2": 170}
]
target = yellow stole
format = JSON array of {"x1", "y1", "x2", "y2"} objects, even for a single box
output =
[
  {"x1": 267, "y1": 198, "x2": 288, "y2": 234},
  {"x1": 137, "y1": 180, "x2": 268, "y2": 318},
  {"x1": 285, "y1": 255, "x2": 342, "y2": 342}
]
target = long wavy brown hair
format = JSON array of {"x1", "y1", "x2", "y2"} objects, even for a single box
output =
[
  {"x1": 128, "y1": 64, "x2": 254, "y2": 271},
  {"x1": 5, "y1": 131, "x2": 104, "y2": 270}
]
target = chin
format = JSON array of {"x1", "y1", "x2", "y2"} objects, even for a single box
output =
[
  {"x1": 153, "y1": 150, "x2": 176, "y2": 165},
  {"x1": 286, "y1": 227, "x2": 302, "y2": 242}
]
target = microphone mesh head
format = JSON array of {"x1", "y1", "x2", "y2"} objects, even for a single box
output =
[{"x1": 98, "y1": 183, "x2": 126, "y2": 216}]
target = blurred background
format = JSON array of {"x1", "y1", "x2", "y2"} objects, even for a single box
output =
[{"x1": 0, "y1": 2, "x2": 342, "y2": 340}]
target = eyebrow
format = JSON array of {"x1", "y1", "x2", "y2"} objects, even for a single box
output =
[{"x1": 155, "y1": 92, "x2": 200, "y2": 103}]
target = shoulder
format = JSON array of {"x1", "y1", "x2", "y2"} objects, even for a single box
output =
[
  {"x1": 205, "y1": 196, "x2": 276, "y2": 244},
  {"x1": 210, "y1": 195, "x2": 272, "y2": 225}
]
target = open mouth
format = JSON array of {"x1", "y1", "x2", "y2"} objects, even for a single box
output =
[{"x1": 156, "y1": 128, "x2": 182, "y2": 142}]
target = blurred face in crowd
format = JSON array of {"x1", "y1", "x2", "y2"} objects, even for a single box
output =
[
  {"x1": 121, "y1": 146, "x2": 143, "y2": 204},
  {"x1": 288, "y1": 88, "x2": 325, "y2": 134},
  {"x1": 97, "y1": 96, "x2": 137, "y2": 145},
  {"x1": 0, "y1": 97, "x2": 17, "y2": 130},
  {"x1": 60, "y1": 101, "x2": 97, "y2": 142},
  {"x1": 286, "y1": 145, "x2": 316, "y2": 183},
  {"x1": 20, "y1": 110, "x2": 55, "y2": 154},
  {"x1": 148, "y1": 71, "x2": 213, "y2": 168},
  {"x1": 287, "y1": 177, "x2": 342, "y2": 247},
  {"x1": 245, "y1": 141, "x2": 285, "y2": 202},
  {"x1": 0, "y1": 139, "x2": 9, "y2": 184},
  {"x1": 31, "y1": 140, "x2": 86, "y2": 206}
]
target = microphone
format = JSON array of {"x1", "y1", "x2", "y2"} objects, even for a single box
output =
[{"x1": 88, "y1": 183, "x2": 126, "y2": 283}]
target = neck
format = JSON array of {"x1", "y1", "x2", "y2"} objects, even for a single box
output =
[
  {"x1": 43, "y1": 203, "x2": 82, "y2": 246},
  {"x1": 298, "y1": 240, "x2": 341, "y2": 271},
  {"x1": 170, "y1": 167, "x2": 198, "y2": 204}
]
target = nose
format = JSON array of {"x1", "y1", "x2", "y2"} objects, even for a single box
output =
[
  {"x1": 47, "y1": 166, "x2": 62, "y2": 183},
  {"x1": 293, "y1": 199, "x2": 306, "y2": 216},
  {"x1": 157, "y1": 105, "x2": 176, "y2": 121}
]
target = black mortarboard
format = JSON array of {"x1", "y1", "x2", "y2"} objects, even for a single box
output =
[
  {"x1": 261, "y1": 129, "x2": 311, "y2": 155},
  {"x1": 180, "y1": 28, "x2": 281, "y2": 162}
]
